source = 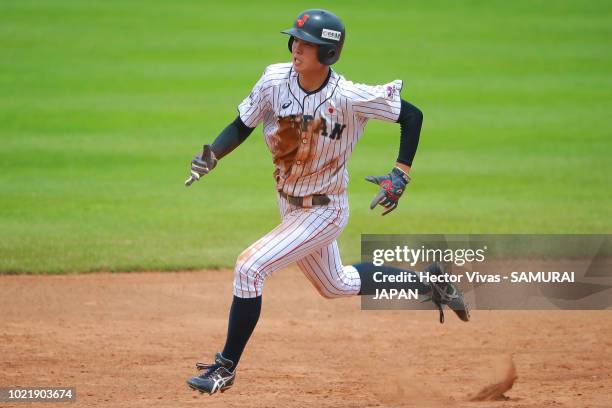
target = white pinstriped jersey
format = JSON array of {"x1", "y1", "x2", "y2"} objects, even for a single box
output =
[{"x1": 238, "y1": 62, "x2": 403, "y2": 197}]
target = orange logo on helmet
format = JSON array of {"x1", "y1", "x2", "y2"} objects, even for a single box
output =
[{"x1": 297, "y1": 14, "x2": 310, "y2": 27}]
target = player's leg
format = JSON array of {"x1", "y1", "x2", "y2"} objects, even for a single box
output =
[
  {"x1": 228, "y1": 206, "x2": 345, "y2": 361},
  {"x1": 295, "y1": 242, "x2": 470, "y2": 322},
  {"x1": 296, "y1": 240, "x2": 360, "y2": 298},
  {"x1": 296, "y1": 240, "x2": 430, "y2": 299},
  {"x1": 233, "y1": 204, "x2": 346, "y2": 298},
  {"x1": 187, "y1": 204, "x2": 345, "y2": 394}
]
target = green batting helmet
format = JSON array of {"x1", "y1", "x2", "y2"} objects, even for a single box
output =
[{"x1": 281, "y1": 9, "x2": 345, "y2": 65}]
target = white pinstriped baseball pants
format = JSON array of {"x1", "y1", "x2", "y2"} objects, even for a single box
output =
[{"x1": 233, "y1": 193, "x2": 361, "y2": 298}]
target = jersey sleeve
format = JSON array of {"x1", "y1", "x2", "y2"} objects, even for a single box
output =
[
  {"x1": 237, "y1": 67, "x2": 272, "y2": 128},
  {"x1": 348, "y1": 79, "x2": 403, "y2": 122}
]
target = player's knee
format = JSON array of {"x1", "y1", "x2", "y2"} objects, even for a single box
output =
[
  {"x1": 237, "y1": 247, "x2": 254, "y2": 266},
  {"x1": 234, "y1": 252, "x2": 265, "y2": 292},
  {"x1": 234, "y1": 259, "x2": 257, "y2": 282}
]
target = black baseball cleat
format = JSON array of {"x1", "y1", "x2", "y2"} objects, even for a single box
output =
[
  {"x1": 421, "y1": 262, "x2": 471, "y2": 323},
  {"x1": 187, "y1": 352, "x2": 236, "y2": 395}
]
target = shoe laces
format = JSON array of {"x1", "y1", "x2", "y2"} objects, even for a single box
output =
[{"x1": 195, "y1": 362, "x2": 224, "y2": 379}]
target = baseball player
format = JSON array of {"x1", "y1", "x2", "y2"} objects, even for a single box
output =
[{"x1": 185, "y1": 9, "x2": 470, "y2": 395}]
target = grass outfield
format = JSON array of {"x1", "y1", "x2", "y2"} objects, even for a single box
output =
[{"x1": 1, "y1": 1, "x2": 611, "y2": 273}]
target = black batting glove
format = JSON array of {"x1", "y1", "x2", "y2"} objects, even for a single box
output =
[
  {"x1": 365, "y1": 167, "x2": 411, "y2": 216},
  {"x1": 185, "y1": 144, "x2": 218, "y2": 187}
]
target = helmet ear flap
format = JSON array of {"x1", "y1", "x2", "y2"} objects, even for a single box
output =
[
  {"x1": 318, "y1": 45, "x2": 339, "y2": 65},
  {"x1": 327, "y1": 48, "x2": 336, "y2": 61},
  {"x1": 287, "y1": 36, "x2": 294, "y2": 53}
]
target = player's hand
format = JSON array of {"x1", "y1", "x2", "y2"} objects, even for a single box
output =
[
  {"x1": 365, "y1": 167, "x2": 411, "y2": 215},
  {"x1": 185, "y1": 144, "x2": 218, "y2": 187}
]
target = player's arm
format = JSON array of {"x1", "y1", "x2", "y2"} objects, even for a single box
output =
[
  {"x1": 185, "y1": 116, "x2": 255, "y2": 186},
  {"x1": 366, "y1": 99, "x2": 423, "y2": 215},
  {"x1": 211, "y1": 116, "x2": 255, "y2": 160},
  {"x1": 394, "y1": 99, "x2": 423, "y2": 174},
  {"x1": 186, "y1": 66, "x2": 270, "y2": 186}
]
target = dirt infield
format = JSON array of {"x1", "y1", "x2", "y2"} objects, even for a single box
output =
[{"x1": 1, "y1": 268, "x2": 611, "y2": 407}]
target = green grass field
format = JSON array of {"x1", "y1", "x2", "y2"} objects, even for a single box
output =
[{"x1": 1, "y1": 1, "x2": 611, "y2": 273}]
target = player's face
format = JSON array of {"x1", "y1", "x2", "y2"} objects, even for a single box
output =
[{"x1": 291, "y1": 37, "x2": 324, "y2": 73}]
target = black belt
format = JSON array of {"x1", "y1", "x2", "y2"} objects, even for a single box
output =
[{"x1": 280, "y1": 192, "x2": 330, "y2": 208}]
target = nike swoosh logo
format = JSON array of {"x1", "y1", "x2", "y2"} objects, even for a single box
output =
[{"x1": 282, "y1": 101, "x2": 292, "y2": 109}]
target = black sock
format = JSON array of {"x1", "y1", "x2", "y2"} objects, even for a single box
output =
[
  {"x1": 353, "y1": 263, "x2": 430, "y2": 295},
  {"x1": 221, "y1": 295, "x2": 262, "y2": 369}
]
